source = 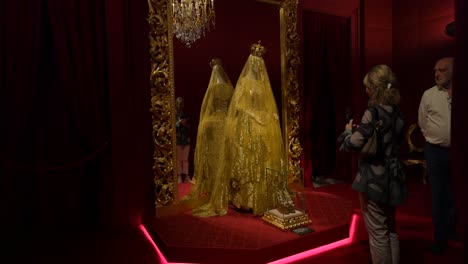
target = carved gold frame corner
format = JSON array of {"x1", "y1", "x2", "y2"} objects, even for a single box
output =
[
  {"x1": 148, "y1": 0, "x2": 302, "y2": 208},
  {"x1": 148, "y1": 0, "x2": 177, "y2": 207},
  {"x1": 279, "y1": 0, "x2": 302, "y2": 183}
]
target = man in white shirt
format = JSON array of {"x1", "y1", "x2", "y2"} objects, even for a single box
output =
[{"x1": 418, "y1": 57, "x2": 458, "y2": 254}]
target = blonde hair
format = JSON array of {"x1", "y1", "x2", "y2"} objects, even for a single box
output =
[{"x1": 363, "y1": 64, "x2": 400, "y2": 107}]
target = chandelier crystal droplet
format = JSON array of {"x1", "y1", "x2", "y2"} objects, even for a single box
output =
[{"x1": 172, "y1": 0, "x2": 215, "y2": 47}]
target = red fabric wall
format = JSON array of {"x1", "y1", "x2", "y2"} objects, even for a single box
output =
[
  {"x1": 360, "y1": 0, "x2": 393, "y2": 117},
  {"x1": 363, "y1": 0, "x2": 393, "y2": 68}
]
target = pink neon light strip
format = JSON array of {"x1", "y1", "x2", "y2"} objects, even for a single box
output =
[
  {"x1": 139, "y1": 225, "x2": 169, "y2": 264},
  {"x1": 268, "y1": 214, "x2": 359, "y2": 263},
  {"x1": 140, "y1": 213, "x2": 359, "y2": 264}
]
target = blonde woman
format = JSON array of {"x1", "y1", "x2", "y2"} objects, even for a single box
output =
[{"x1": 339, "y1": 65, "x2": 406, "y2": 264}]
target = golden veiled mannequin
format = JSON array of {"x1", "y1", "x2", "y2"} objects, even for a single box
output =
[
  {"x1": 194, "y1": 42, "x2": 291, "y2": 217},
  {"x1": 188, "y1": 58, "x2": 234, "y2": 199}
]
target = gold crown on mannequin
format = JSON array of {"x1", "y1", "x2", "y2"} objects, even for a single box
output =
[
  {"x1": 250, "y1": 41, "x2": 266, "y2": 57},
  {"x1": 210, "y1": 58, "x2": 222, "y2": 68}
]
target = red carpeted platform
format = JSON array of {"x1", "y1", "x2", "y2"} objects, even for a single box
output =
[{"x1": 147, "y1": 184, "x2": 354, "y2": 264}]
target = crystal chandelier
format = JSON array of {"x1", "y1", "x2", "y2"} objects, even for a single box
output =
[{"x1": 172, "y1": 0, "x2": 215, "y2": 47}]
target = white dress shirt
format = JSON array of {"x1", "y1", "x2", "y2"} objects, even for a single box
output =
[{"x1": 418, "y1": 85, "x2": 451, "y2": 147}]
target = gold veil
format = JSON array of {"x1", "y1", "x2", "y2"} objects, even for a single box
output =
[
  {"x1": 189, "y1": 58, "x2": 234, "y2": 198},
  {"x1": 225, "y1": 42, "x2": 286, "y2": 216},
  {"x1": 193, "y1": 42, "x2": 287, "y2": 217}
]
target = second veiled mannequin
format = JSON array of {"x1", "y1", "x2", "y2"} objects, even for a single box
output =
[{"x1": 189, "y1": 58, "x2": 234, "y2": 199}]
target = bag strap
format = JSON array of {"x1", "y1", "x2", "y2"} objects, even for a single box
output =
[
  {"x1": 368, "y1": 106, "x2": 379, "y2": 125},
  {"x1": 372, "y1": 106, "x2": 400, "y2": 156},
  {"x1": 368, "y1": 106, "x2": 381, "y2": 154}
]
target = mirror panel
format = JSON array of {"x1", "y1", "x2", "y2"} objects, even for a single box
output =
[
  {"x1": 148, "y1": 0, "x2": 301, "y2": 208},
  {"x1": 173, "y1": 0, "x2": 282, "y2": 191}
]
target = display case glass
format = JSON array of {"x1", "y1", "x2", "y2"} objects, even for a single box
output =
[{"x1": 262, "y1": 168, "x2": 311, "y2": 230}]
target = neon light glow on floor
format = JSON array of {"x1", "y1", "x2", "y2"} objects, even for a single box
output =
[{"x1": 139, "y1": 214, "x2": 359, "y2": 264}]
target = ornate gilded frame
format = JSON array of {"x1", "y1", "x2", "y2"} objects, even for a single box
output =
[{"x1": 148, "y1": 0, "x2": 302, "y2": 208}]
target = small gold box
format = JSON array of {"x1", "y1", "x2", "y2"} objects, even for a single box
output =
[{"x1": 262, "y1": 208, "x2": 311, "y2": 231}]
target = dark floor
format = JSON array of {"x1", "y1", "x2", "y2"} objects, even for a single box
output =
[{"x1": 5, "y1": 174, "x2": 464, "y2": 264}]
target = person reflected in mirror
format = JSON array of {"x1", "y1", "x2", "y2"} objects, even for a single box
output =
[
  {"x1": 338, "y1": 65, "x2": 406, "y2": 264},
  {"x1": 176, "y1": 97, "x2": 191, "y2": 183},
  {"x1": 418, "y1": 57, "x2": 459, "y2": 254},
  {"x1": 188, "y1": 58, "x2": 234, "y2": 199}
]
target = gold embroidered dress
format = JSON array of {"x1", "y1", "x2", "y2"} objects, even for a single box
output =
[{"x1": 189, "y1": 58, "x2": 234, "y2": 198}]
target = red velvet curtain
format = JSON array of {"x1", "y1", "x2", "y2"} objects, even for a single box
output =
[
  {"x1": 104, "y1": 0, "x2": 152, "y2": 228},
  {"x1": 1, "y1": 0, "x2": 151, "y2": 236},
  {"x1": 302, "y1": 11, "x2": 351, "y2": 187},
  {"x1": 1, "y1": 0, "x2": 42, "y2": 233}
]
